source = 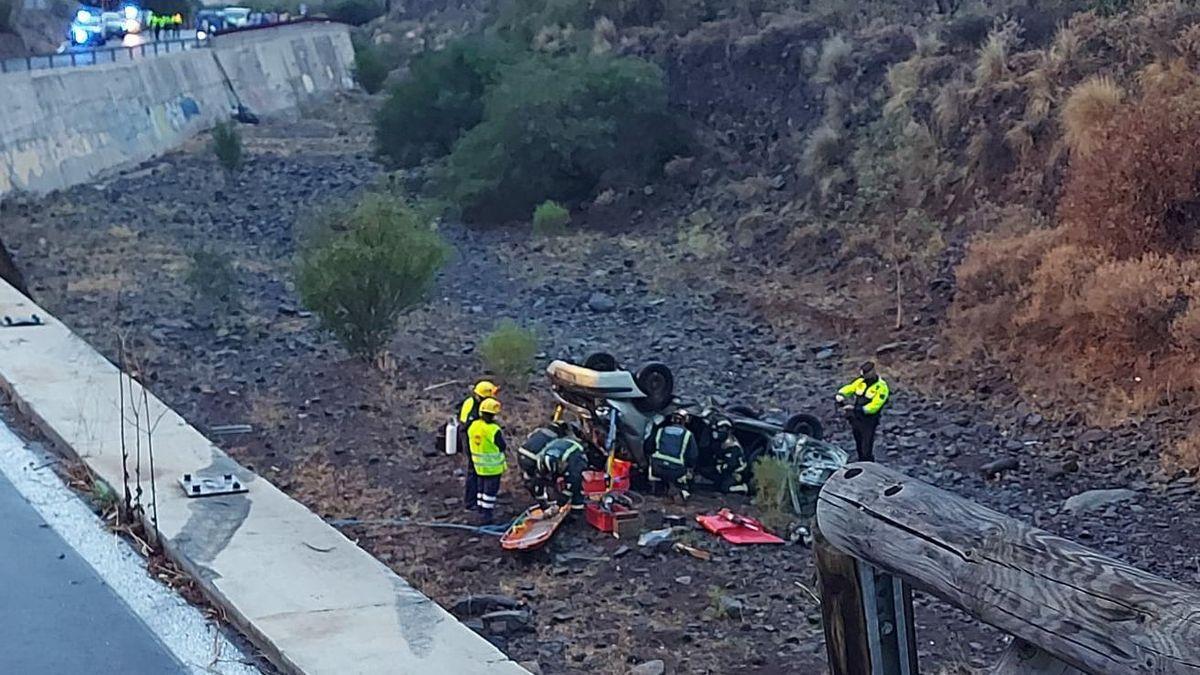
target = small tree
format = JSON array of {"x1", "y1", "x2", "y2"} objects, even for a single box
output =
[
  {"x1": 328, "y1": 0, "x2": 384, "y2": 25},
  {"x1": 186, "y1": 247, "x2": 240, "y2": 315},
  {"x1": 296, "y1": 194, "x2": 446, "y2": 361},
  {"x1": 532, "y1": 200, "x2": 570, "y2": 235},
  {"x1": 353, "y1": 39, "x2": 391, "y2": 95},
  {"x1": 479, "y1": 320, "x2": 538, "y2": 383},
  {"x1": 211, "y1": 121, "x2": 243, "y2": 173}
]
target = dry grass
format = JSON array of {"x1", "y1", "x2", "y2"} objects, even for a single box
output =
[
  {"x1": 1046, "y1": 23, "x2": 1083, "y2": 75},
  {"x1": 677, "y1": 223, "x2": 729, "y2": 259},
  {"x1": 933, "y1": 80, "x2": 965, "y2": 135},
  {"x1": 248, "y1": 391, "x2": 290, "y2": 432},
  {"x1": 814, "y1": 34, "x2": 853, "y2": 84},
  {"x1": 1138, "y1": 59, "x2": 1199, "y2": 98},
  {"x1": 802, "y1": 123, "x2": 844, "y2": 176},
  {"x1": 591, "y1": 16, "x2": 616, "y2": 55},
  {"x1": 974, "y1": 25, "x2": 1013, "y2": 88},
  {"x1": 1061, "y1": 76, "x2": 1124, "y2": 158}
]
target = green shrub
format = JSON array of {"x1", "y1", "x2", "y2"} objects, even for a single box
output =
[
  {"x1": 295, "y1": 194, "x2": 446, "y2": 360},
  {"x1": 211, "y1": 121, "x2": 243, "y2": 173},
  {"x1": 186, "y1": 248, "x2": 240, "y2": 314},
  {"x1": 328, "y1": 0, "x2": 383, "y2": 25},
  {"x1": 479, "y1": 320, "x2": 538, "y2": 382},
  {"x1": 375, "y1": 38, "x2": 518, "y2": 168},
  {"x1": 353, "y1": 38, "x2": 391, "y2": 94},
  {"x1": 442, "y1": 54, "x2": 683, "y2": 221},
  {"x1": 752, "y1": 456, "x2": 794, "y2": 531},
  {"x1": 532, "y1": 200, "x2": 570, "y2": 235}
]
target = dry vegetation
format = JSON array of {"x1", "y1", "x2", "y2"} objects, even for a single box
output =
[
  {"x1": 950, "y1": 55, "x2": 1200, "y2": 467},
  {"x1": 666, "y1": 0, "x2": 1200, "y2": 469}
]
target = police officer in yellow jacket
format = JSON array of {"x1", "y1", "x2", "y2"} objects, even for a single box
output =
[
  {"x1": 468, "y1": 397, "x2": 507, "y2": 524},
  {"x1": 836, "y1": 361, "x2": 889, "y2": 461},
  {"x1": 458, "y1": 381, "x2": 498, "y2": 510}
]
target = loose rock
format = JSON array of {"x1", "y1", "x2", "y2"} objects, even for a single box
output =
[{"x1": 1063, "y1": 488, "x2": 1138, "y2": 514}]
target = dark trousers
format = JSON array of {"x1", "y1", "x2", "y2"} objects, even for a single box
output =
[
  {"x1": 476, "y1": 474, "x2": 501, "y2": 519},
  {"x1": 850, "y1": 412, "x2": 880, "y2": 461},
  {"x1": 462, "y1": 444, "x2": 477, "y2": 509}
]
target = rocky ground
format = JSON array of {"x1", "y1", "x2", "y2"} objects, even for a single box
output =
[{"x1": 3, "y1": 97, "x2": 1199, "y2": 674}]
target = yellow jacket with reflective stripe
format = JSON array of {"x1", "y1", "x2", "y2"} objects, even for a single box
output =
[
  {"x1": 838, "y1": 377, "x2": 890, "y2": 415},
  {"x1": 468, "y1": 419, "x2": 506, "y2": 476}
]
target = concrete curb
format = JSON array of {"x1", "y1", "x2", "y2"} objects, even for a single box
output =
[{"x1": 0, "y1": 281, "x2": 527, "y2": 674}]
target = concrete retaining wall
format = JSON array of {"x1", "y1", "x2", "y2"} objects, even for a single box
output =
[{"x1": 0, "y1": 22, "x2": 356, "y2": 197}]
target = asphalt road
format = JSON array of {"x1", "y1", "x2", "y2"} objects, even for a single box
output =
[{"x1": 0, "y1": 469, "x2": 186, "y2": 674}]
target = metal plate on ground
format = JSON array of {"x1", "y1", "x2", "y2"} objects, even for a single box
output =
[{"x1": 179, "y1": 473, "x2": 248, "y2": 498}]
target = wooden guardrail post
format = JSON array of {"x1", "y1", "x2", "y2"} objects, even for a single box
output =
[
  {"x1": 815, "y1": 527, "x2": 918, "y2": 675},
  {"x1": 816, "y1": 462, "x2": 1200, "y2": 675}
]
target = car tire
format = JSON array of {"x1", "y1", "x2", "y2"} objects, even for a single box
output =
[
  {"x1": 634, "y1": 362, "x2": 674, "y2": 412},
  {"x1": 727, "y1": 404, "x2": 760, "y2": 419},
  {"x1": 784, "y1": 413, "x2": 824, "y2": 440},
  {"x1": 583, "y1": 352, "x2": 619, "y2": 372}
]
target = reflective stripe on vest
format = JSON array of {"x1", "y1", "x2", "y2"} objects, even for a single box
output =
[
  {"x1": 469, "y1": 419, "x2": 505, "y2": 476},
  {"x1": 540, "y1": 439, "x2": 582, "y2": 474},
  {"x1": 652, "y1": 426, "x2": 691, "y2": 466}
]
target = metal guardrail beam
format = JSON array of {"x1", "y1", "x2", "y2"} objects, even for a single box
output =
[
  {"x1": 0, "y1": 37, "x2": 205, "y2": 74},
  {"x1": 0, "y1": 18, "x2": 341, "y2": 75},
  {"x1": 814, "y1": 462, "x2": 1200, "y2": 675}
]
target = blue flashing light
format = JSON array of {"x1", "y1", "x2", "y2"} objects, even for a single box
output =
[
  {"x1": 76, "y1": 9, "x2": 92, "y2": 22},
  {"x1": 123, "y1": 5, "x2": 138, "y2": 20},
  {"x1": 72, "y1": 27, "x2": 88, "y2": 44}
]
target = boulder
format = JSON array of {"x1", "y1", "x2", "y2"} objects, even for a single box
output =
[
  {"x1": 630, "y1": 660, "x2": 666, "y2": 675},
  {"x1": 1063, "y1": 488, "x2": 1137, "y2": 514}
]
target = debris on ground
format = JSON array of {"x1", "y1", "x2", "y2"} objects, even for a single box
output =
[
  {"x1": 697, "y1": 510, "x2": 785, "y2": 545},
  {"x1": 673, "y1": 542, "x2": 712, "y2": 560}
]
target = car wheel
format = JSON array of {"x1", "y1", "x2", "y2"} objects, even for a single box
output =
[
  {"x1": 635, "y1": 362, "x2": 674, "y2": 411},
  {"x1": 583, "y1": 352, "x2": 619, "y2": 372},
  {"x1": 727, "y1": 404, "x2": 760, "y2": 419},
  {"x1": 784, "y1": 413, "x2": 824, "y2": 440}
]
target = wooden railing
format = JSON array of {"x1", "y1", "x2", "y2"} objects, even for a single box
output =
[{"x1": 814, "y1": 462, "x2": 1200, "y2": 675}]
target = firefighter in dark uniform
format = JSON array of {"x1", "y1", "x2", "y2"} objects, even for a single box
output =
[
  {"x1": 517, "y1": 427, "x2": 588, "y2": 510},
  {"x1": 517, "y1": 426, "x2": 564, "y2": 503},
  {"x1": 711, "y1": 417, "x2": 749, "y2": 494},
  {"x1": 649, "y1": 410, "x2": 699, "y2": 499}
]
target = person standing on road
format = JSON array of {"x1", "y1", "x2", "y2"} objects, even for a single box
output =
[
  {"x1": 836, "y1": 361, "x2": 890, "y2": 461},
  {"x1": 468, "y1": 397, "x2": 507, "y2": 524},
  {"x1": 457, "y1": 380, "x2": 498, "y2": 511}
]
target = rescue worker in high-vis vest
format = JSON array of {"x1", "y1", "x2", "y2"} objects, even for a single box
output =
[
  {"x1": 458, "y1": 380, "x2": 498, "y2": 510},
  {"x1": 468, "y1": 397, "x2": 507, "y2": 524},
  {"x1": 649, "y1": 410, "x2": 699, "y2": 499},
  {"x1": 836, "y1": 361, "x2": 890, "y2": 461}
]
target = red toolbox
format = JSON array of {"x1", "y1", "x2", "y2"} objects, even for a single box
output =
[{"x1": 585, "y1": 501, "x2": 642, "y2": 537}]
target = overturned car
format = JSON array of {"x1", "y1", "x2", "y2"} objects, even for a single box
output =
[{"x1": 544, "y1": 353, "x2": 841, "y2": 492}]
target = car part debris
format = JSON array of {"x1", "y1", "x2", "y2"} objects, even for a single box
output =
[
  {"x1": 2, "y1": 314, "x2": 42, "y2": 327},
  {"x1": 673, "y1": 542, "x2": 712, "y2": 560},
  {"x1": 696, "y1": 509, "x2": 784, "y2": 545},
  {"x1": 638, "y1": 526, "x2": 680, "y2": 547},
  {"x1": 179, "y1": 472, "x2": 247, "y2": 497},
  {"x1": 209, "y1": 424, "x2": 253, "y2": 436}
]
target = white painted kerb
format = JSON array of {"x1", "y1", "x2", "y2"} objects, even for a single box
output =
[{"x1": 0, "y1": 280, "x2": 528, "y2": 675}]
